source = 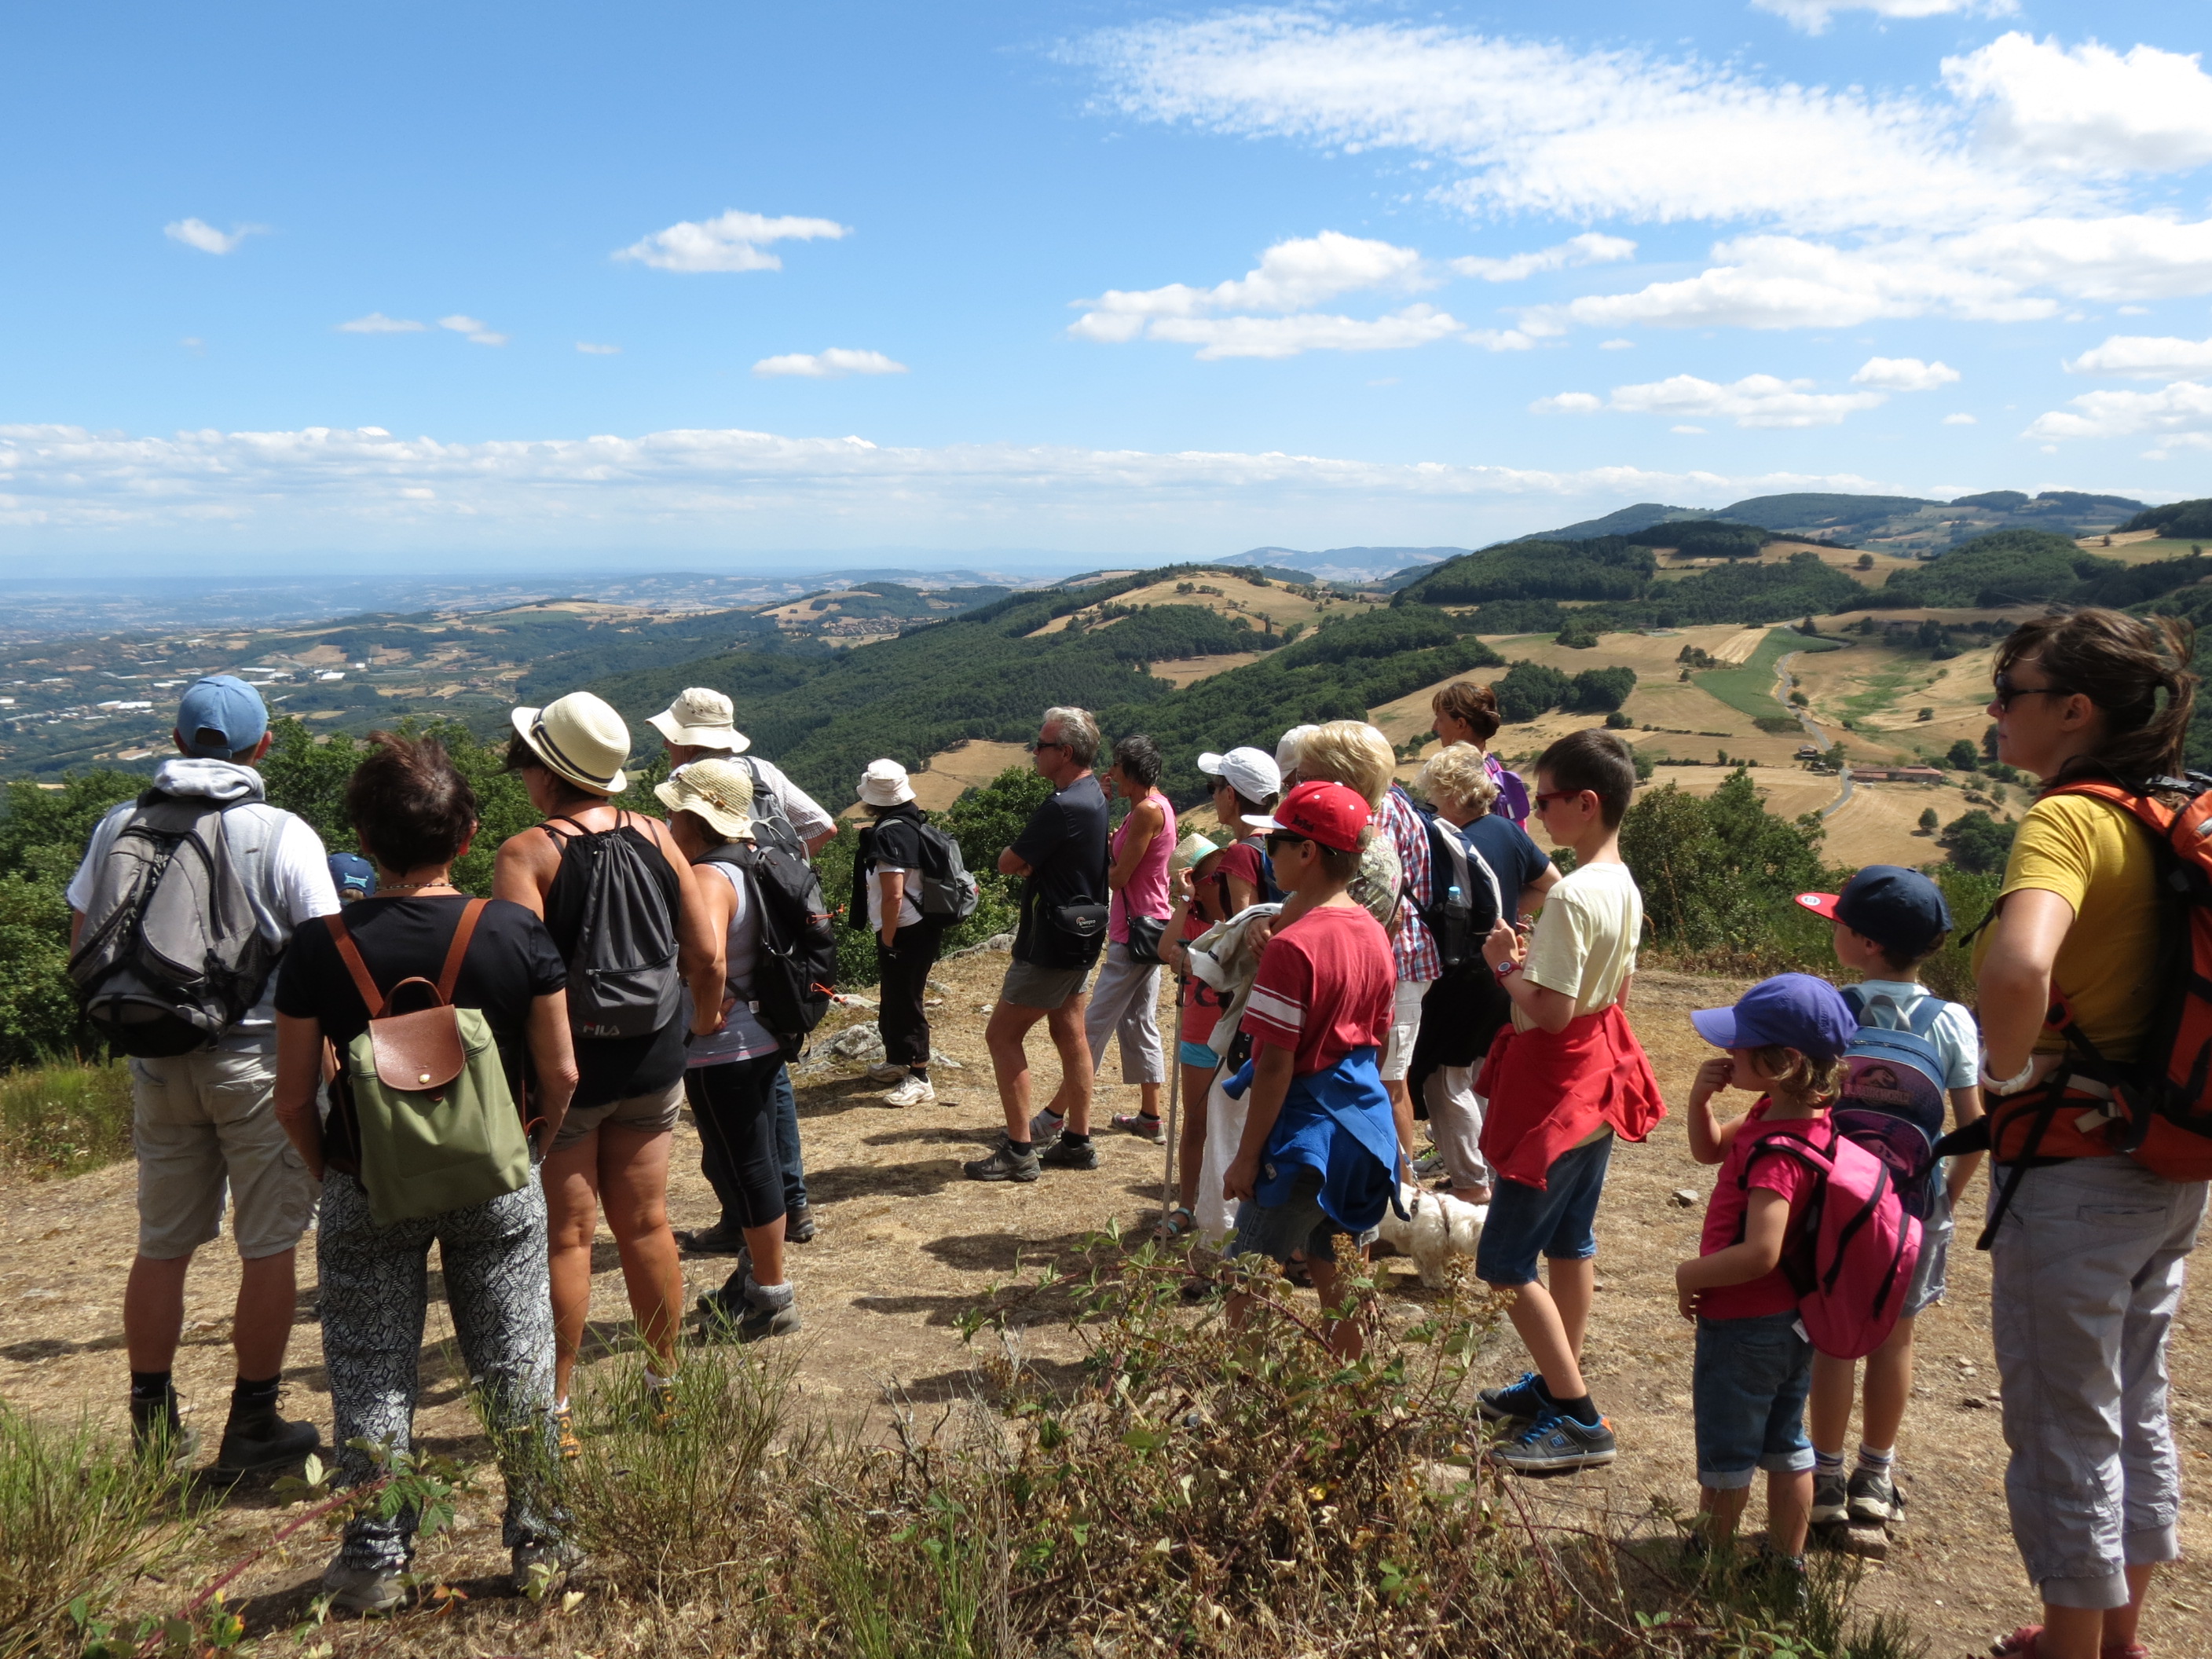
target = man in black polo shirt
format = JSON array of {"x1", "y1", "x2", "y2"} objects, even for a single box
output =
[{"x1": 965, "y1": 705, "x2": 1111, "y2": 1182}]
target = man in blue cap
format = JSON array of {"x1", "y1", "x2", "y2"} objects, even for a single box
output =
[{"x1": 68, "y1": 676, "x2": 339, "y2": 1474}]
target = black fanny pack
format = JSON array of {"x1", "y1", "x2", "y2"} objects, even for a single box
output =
[
  {"x1": 1053, "y1": 902, "x2": 1111, "y2": 943},
  {"x1": 1124, "y1": 914, "x2": 1168, "y2": 964}
]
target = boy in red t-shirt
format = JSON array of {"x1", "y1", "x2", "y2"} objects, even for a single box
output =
[
  {"x1": 1220, "y1": 780, "x2": 1398, "y2": 1361},
  {"x1": 1676, "y1": 974, "x2": 1860, "y2": 1579}
]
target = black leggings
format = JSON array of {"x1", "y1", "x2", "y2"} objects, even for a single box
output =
[
  {"x1": 876, "y1": 921, "x2": 944, "y2": 1069},
  {"x1": 684, "y1": 1054, "x2": 786, "y2": 1231}
]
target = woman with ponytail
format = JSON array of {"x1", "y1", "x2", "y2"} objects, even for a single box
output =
[{"x1": 1971, "y1": 607, "x2": 2204, "y2": 1659}]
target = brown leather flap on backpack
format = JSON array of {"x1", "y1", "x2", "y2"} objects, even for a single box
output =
[{"x1": 367, "y1": 995, "x2": 466, "y2": 1093}]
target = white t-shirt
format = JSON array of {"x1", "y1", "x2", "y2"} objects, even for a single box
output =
[
  {"x1": 1514, "y1": 859, "x2": 1642, "y2": 1031},
  {"x1": 1851, "y1": 979, "x2": 1979, "y2": 1090},
  {"x1": 67, "y1": 758, "x2": 339, "y2": 1046},
  {"x1": 686, "y1": 860, "x2": 782, "y2": 1066},
  {"x1": 700, "y1": 755, "x2": 833, "y2": 846},
  {"x1": 866, "y1": 864, "x2": 924, "y2": 931}
]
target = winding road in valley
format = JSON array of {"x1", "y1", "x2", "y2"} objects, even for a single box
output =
[{"x1": 1773, "y1": 646, "x2": 1855, "y2": 818}]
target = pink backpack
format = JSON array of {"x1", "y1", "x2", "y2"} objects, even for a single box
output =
[{"x1": 1739, "y1": 1121, "x2": 1923, "y2": 1360}]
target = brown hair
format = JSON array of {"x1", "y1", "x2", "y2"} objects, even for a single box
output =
[
  {"x1": 1747, "y1": 1044, "x2": 1844, "y2": 1105},
  {"x1": 501, "y1": 730, "x2": 600, "y2": 809},
  {"x1": 348, "y1": 732, "x2": 478, "y2": 873},
  {"x1": 1995, "y1": 607, "x2": 2196, "y2": 789},
  {"x1": 1536, "y1": 728, "x2": 1638, "y2": 827},
  {"x1": 1433, "y1": 680, "x2": 1502, "y2": 744}
]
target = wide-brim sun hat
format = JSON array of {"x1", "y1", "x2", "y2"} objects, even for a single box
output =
[
  {"x1": 511, "y1": 691, "x2": 631, "y2": 795},
  {"x1": 655, "y1": 756, "x2": 755, "y2": 839},
  {"x1": 857, "y1": 758, "x2": 917, "y2": 808},
  {"x1": 647, "y1": 686, "x2": 749, "y2": 753}
]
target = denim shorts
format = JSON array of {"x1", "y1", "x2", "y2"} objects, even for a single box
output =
[
  {"x1": 1694, "y1": 1310, "x2": 1815, "y2": 1489},
  {"x1": 1474, "y1": 1131, "x2": 1613, "y2": 1286},
  {"x1": 1228, "y1": 1170, "x2": 1375, "y2": 1265},
  {"x1": 1903, "y1": 1185, "x2": 1954, "y2": 1318}
]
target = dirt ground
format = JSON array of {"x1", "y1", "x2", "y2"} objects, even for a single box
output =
[{"x1": 3, "y1": 951, "x2": 2208, "y2": 1656}]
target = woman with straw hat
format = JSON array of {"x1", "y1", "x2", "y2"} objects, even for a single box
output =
[
  {"x1": 492, "y1": 691, "x2": 726, "y2": 1441},
  {"x1": 658, "y1": 760, "x2": 800, "y2": 1342}
]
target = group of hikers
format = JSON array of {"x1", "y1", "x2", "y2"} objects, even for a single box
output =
[{"x1": 57, "y1": 603, "x2": 2208, "y2": 1659}]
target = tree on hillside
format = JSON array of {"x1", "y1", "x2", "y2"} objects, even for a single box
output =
[
  {"x1": 1946, "y1": 738, "x2": 1980, "y2": 772},
  {"x1": 1941, "y1": 809, "x2": 2016, "y2": 875},
  {"x1": 1918, "y1": 807, "x2": 1940, "y2": 832},
  {"x1": 1619, "y1": 771, "x2": 1830, "y2": 959}
]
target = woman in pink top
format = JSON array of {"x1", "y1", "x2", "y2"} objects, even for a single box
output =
[{"x1": 1086, "y1": 734, "x2": 1175, "y2": 1141}]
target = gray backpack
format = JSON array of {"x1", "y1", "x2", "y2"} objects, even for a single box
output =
[
  {"x1": 738, "y1": 758, "x2": 808, "y2": 862},
  {"x1": 916, "y1": 823, "x2": 981, "y2": 921},
  {"x1": 68, "y1": 792, "x2": 280, "y2": 1056},
  {"x1": 544, "y1": 815, "x2": 684, "y2": 1040}
]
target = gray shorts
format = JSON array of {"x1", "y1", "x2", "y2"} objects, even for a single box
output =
[
  {"x1": 1229, "y1": 1169, "x2": 1379, "y2": 1265},
  {"x1": 551, "y1": 1078, "x2": 684, "y2": 1152},
  {"x1": 998, "y1": 958, "x2": 1090, "y2": 1011},
  {"x1": 1987, "y1": 1157, "x2": 2207, "y2": 1610},
  {"x1": 1903, "y1": 1185, "x2": 1954, "y2": 1317},
  {"x1": 130, "y1": 1048, "x2": 317, "y2": 1261}
]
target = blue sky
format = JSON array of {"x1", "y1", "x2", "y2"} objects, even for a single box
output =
[{"x1": 3, "y1": 1, "x2": 2210, "y2": 571}]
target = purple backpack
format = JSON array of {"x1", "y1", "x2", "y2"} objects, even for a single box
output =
[{"x1": 1741, "y1": 1120, "x2": 1924, "y2": 1360}]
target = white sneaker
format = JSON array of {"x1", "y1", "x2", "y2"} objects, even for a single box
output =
[
  {"x1": 865, "y1": 1062, "x2": 909, "y2": 1084},
  {"x1": 884, "y1": 1075, "x2": 937, "y2": 1107}
]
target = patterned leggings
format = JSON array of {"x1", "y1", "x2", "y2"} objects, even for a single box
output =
[{"x1": 317, "y1": 1170, "x2": 560, "y2": 1571}]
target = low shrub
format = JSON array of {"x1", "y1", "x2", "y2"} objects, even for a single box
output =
[{"x1": 0, "y1": 1058, "x2": 134, "y2": 1177}]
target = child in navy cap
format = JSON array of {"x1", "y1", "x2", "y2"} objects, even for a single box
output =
[
  {"x1": 1676, "y1": 973, "x2": 1858, "y2": 1580},
  {"x1": 1792, "y1": 865, "x2": 1985, "y2": 1539}
]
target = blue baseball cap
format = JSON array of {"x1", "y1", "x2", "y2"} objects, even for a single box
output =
[
  {"x1": 175, "y1": 675, "x2": 269, "y2": 759},
  {"x1": 328, "y1": 854, "x2": 377, "y2": 902},
  {"x1": 1793, "y1": 864, "x2": 1953, "y2": 959},
  {"x1": 1691, "y1": 972, "x2": 1859, "y2": 1061}
]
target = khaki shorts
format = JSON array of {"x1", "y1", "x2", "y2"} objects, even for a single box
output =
[
  {"x1": 1379, "y1": 977, "x2": 1432, "y2": 1082},
  {"x1": 999, "y1": 959, "x2": 1090, "y2": 1011},
  {"x1": 551, "y1": 1078, "x2": 685, "y2": 1151},
  {"x1": 131, "y1": 1049, "x2": 317, "y2": 1261}
]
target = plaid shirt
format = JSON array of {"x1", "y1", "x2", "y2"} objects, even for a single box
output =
[{"x1": 1378, "y1": 786, "x2": 1439, "y2": 984}]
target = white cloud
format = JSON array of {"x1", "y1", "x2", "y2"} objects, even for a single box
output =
[
  {"x1": 753, "y1": 349, "x2": 910, "y2": 378},
  {"x1": 1452, "y1": 234, "x2": 1635, "y2": 283},
  {"x1": 2064, "y1": 334, "x2": 2212, "y2": 379},
  {"x1": 615, "y1": 210, "x2": 850, "y2": 273},
  {"x1": 1149, "y1": 306, "x2": 1468, "y2": 360},
  {"x1": 2026, "y1": 379, "x2": 2212, "y2": 445},
  {"x1": 1943, "y1": 35, "x2": 2212, "y2": 174},
  {"x1": 164, "y1": 218, "x2": 263, "y2": 255},
  {"x1": 1540, "y1": 373, "x2": 1888, "y2": 427},
  {"x1": 1944, "y1": 412, "x2": 1979, "y2": 424},
  {"x1": 1852, "y1": 356, "x2": 1960, "y2": 391},
  {"x1": 337, "y1": 313, "x2": 426, "y2": 334},
  {"x1": 439, "y1": 315, "x2": 507, "y2": 346},
  {"x1": 1754, "y1": 0, "x2": 2015, "y2": 35},
  {"x1": 1599, "y1": 339, "x2": 1635, "y2": 350},
  {"x1": 1672, "y1": 425, "x2": 1707, "y2": 434},
  {"x1": 1465, "y1": 328, "x2": 1534, "y2": 353},
  {"x1": 576, "y1": 342, "x2": 621, "y2": 356}
]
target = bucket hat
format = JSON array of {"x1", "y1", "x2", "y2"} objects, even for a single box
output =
[
  {"x1": 857, "y1": 758, "x2": 917, "y2": 808},
  {"x1": 510, "y1": 691, "x2": 631, "y2": 795},
  {"x1": 655, "y1": 756, "x2": 755, "y2": 840},
  {"x1": 648, "y1": 687, "x2": 749, "y2": 753}
]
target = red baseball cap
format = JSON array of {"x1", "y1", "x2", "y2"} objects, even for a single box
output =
[{"x1": 1243, "y1": 778, "x2": 1372, "y2": 852}]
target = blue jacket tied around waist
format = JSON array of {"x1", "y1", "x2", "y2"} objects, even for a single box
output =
[{"x1": 1224, "y1": 1046, "x2": 1406, "y2": 1232}]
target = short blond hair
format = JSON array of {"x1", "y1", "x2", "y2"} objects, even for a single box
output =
[
  {"x1": 1296, "y1": 720, "x2": 1395, "y2": 809},
  {"x1": 1416, "y1": 742, "x2": 1500, "y2": 815}
]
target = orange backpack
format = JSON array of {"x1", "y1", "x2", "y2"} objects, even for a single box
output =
[{"x1": 2029, "y1": 778, "x2": 2212, "y2": 1185}]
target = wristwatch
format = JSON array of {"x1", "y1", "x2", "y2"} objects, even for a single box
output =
[{"x1": 1493, "y1": 957, "x2": 1522, "y2": 979}]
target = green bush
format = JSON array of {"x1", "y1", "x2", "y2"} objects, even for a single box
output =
[
  {"x1": 1621, "y1": 771, "x2": 1837, "y2": 972},
  {"x1": 0, "y1": 1060, "x2": 133, "y2": 1177},
  {"x1": 1941, "y1": 809, "x2": 2017, "y2": 875}
]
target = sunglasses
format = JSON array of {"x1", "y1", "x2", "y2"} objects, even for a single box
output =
[
  {"x1": 1265, "y1": 830, "x2": 1310, "y2": 854},
  {"x1": 1991, "y1": 673, "x2": 2075, "y2": 711},
  {"x1": 1531, "y1": 789, "x2": 1581, "y2": 812},
  {"x1": 1029, "y1": 738, "x2": 1065, "y2": 753}
]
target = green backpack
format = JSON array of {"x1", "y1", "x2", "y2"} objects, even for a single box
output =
[{"x1": 328, "y1": 900, "x2": 531, "y2": 1226}]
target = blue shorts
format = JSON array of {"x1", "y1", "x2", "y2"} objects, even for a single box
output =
[
  {"x1": 1179, "y1": 1038, "x2": 1221, "y2": 1070},
  {"x1": 1474, "y1": 1132, "x2": 1613, "y2": 1286},
  {"x1": 1693, "y1": 1311, "x2": 1815, "y2": 1489}
]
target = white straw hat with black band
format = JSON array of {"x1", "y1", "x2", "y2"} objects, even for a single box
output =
[{"x1": 510, "y1": 691, "x2": 632, "y2": 795}]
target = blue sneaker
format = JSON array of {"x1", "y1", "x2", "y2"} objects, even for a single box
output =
[
  {"x1": 1476, "y1": 1372, "x2": 1551, "y2": 1423},
  {"x1": 1491, "y1": 1407, "x2": 1617, "y2": 1474}
]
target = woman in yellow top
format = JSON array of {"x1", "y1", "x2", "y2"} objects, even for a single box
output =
[{"x1": 1972, "y1": 607, "x2": 2203, "y2": 1659}]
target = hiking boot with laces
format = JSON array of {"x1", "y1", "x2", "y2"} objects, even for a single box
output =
[
  {"x1": 785, "y1": 1203, "x2": 817, "y2": 1243},
  {"x1": 129, "y1": 1386, "x2": 199, "y2": 1469},
  {"x1": 964, "y1": 1137, "x2": 1041, "y2": 1182},
  {"x1": 321, "y1": 1558, "x2": 410, "y2": 1616},
  {"x1": 1040, "y1": 1134, "x2": 1098, "y2": 1170},
  {"x1": 698, "y1": 1271, "x2": 801, "y2": 1343},
  {"x1": 1847, "y1": 1465, "x2": 1900, "y2": 1527},
  {"x1": 1027, "y1": 1107, "x2": 1065, "y2": 1148},
  {"x1": 884, "y1": 1074, "x2": 936, "y2": 1107},
  {"x1": 1476, "y1": 1372, "x2": 1550, "y2": 1423},
  {"x1": 1111, "y1": 1111, "x2": 1166, "y2": 1143},
  {"x1": 1489, "y1": 1407, "x2": 1617, "y2": 1474},
  {"x1": 1811, "y1": 1469, "x2": 1849, "y2": 1528},
  {"x1": 1411, "y1": 1145, "x2": 1445, "y2": 1177},
  {"x1": 676, "y1": 1221, "x2": 748, "y2": 1256},
  {"x1": 214, "y1": 1386, "x2": 319, "y2": 1477}
]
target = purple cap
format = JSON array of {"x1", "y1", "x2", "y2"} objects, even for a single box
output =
[{"x1": 1690, "y1": 972, "x2": 1859, "y2": 1061}]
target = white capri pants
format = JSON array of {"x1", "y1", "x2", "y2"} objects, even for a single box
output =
[{"x1": 1085, "y1": 940, "x2": 1166, "y2": 1086}]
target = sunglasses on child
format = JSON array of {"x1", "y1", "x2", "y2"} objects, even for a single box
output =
[{"x1": 1531, "y1": 788, "x2": 1583, "y2": 812}]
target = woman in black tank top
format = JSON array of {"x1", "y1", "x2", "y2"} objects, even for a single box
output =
[{"x1": 492, "y1": 694, "x2": 723, "y2": 1429}]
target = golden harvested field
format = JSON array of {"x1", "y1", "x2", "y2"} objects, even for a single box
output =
[
  {"x1": 1646, "y1": 539, "x2": 1919, "y2": 588},
  {"x1": 1144, "y1": 650, "x2": 1265, "y2": 687},
  {"x1": 1025, "y1": 575, "x2": 1380, "y2": 639},
  {"x1": 840, "y1": 738, "x2": 1035, "y2": 818}
]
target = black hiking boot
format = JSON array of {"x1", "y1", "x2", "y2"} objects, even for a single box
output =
[
  {"x1": 214, "y1": 1389, "x2": 319, "y2": 1477},
  {"x1": 130, "y1": 1385, "x2": 198, "y2": 1468}
]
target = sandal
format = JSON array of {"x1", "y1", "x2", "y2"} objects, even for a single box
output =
[
  {"x1": 1990, "y1": 1630, "x2": 2048, "y2": 1658},
  {"x1": 1114, "y1": 1111, "x2": 1167, "y2": 1144},
  {"x1": 1152, "y1": 1205, "x2": 1196, "y2": 1242}
]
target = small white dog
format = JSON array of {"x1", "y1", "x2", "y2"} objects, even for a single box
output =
[{"x1": 1375, "y1": 1183, "x2": 1486, "y2": 1287}]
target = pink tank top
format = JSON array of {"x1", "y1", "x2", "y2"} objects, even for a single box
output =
[{"x1": 1108, "y1": 793, "x2": 1177, "y2": 943}]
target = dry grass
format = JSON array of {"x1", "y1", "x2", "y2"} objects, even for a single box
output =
[{"x1": 0, "y1": 1060, "x2": 134, "y2": 1180}]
